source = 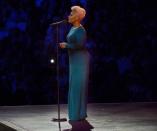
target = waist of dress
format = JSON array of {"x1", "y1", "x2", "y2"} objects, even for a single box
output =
[
  {"x1": 68, "y1": 47, "x2": 88, "y2": 51},
  {"x1": 68, "y1": 49, "x2": 89, "y2": 58}
]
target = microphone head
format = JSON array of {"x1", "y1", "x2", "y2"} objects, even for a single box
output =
[{"x1": 62, "y1": 19, "x2": 68, "y2": 23}]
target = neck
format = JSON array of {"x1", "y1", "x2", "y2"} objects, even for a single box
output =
[{"x1": 73, "y1": 21, "x2": 81, "y2": 27}]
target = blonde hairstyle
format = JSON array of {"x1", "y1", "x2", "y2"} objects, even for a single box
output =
[{"x1": 71, "y1": 6, "x2": 86, "y2": 21}]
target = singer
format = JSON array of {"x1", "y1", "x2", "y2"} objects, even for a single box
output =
[{"x1": 59, "y1": 6, "x2": 89, "y2": 121}]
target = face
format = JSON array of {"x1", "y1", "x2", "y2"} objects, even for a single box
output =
[{"x1": 68, "y1": 10, "x2": 79, "y2": 24}]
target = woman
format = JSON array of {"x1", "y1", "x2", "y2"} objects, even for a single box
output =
[{"x1": 59, "y1": 6, "x2": 89, "y2": 121}]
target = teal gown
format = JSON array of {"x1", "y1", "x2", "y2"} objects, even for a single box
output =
[{"x1": 65, "y1": 25, "x2": 89, "y2": 121}]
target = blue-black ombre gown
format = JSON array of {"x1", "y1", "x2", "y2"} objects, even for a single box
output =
[{"x1": 65, "y1": 25, "x2": 89, "y2": 121}]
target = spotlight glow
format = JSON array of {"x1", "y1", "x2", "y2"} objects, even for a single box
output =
[{"x1": 50, "y1": 59, "x2": 55, "y2": 63}]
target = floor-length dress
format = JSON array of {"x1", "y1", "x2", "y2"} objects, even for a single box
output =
[{"x1": 65, "y1": 25, "x2": 89, "y2": 120}]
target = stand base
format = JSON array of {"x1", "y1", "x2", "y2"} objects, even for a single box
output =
[{"x1": 52, "y1": 118, "x2": 67, "y2": 122}]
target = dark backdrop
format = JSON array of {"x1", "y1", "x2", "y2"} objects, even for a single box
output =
[{"x1": 0, "y1": 0, "x2": 157, "y2": 105}]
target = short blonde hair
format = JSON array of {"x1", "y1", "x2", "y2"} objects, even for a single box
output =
[{"x1": 71, "y1": 6, "x2": 86, "y2": 21}]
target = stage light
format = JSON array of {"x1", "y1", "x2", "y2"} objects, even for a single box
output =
[{"x1": 50, "y1": 59, "x2": 55, "y2": 63}]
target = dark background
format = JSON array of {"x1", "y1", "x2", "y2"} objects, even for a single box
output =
[{"x1": 0, "y1": 0, "x2": 157, "y2": 105}]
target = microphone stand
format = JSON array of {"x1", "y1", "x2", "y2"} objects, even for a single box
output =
[{"x1": 50, "y1": 21, "x2": 67, "y2": 129}]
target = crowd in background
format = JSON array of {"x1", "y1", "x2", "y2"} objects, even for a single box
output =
[{"x1": 0, "y1": 0, "x2": 157, "y2": 105}]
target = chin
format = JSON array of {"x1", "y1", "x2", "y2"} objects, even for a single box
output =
[{"x1": 69, "y1": 21, "x2": 73, "y2": 24}]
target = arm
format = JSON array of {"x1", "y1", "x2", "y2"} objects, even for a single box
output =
[{"x1": 65, "y1": 28, "x2": 86, "y2": 49}]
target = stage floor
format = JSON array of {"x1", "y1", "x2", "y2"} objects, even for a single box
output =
[{"x1": 0, "y1": 102, "x2": 157, "y2": 131}]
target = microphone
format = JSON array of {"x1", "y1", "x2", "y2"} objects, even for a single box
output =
[{"x1": 50, "y1": 19, "x2": 67, "y2": 26}]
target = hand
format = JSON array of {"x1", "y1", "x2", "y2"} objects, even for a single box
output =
[{"x1": 59, "y1": 42, "x2": 66, "y2": 48}]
